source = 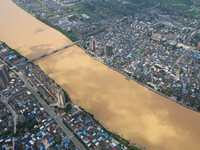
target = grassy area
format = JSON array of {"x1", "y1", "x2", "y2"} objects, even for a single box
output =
[
  {"x1": 64, "y1": 3, "x2": 101, "y2": 22},
  {"x1": 162, "y1": 0, "x2": 192, "y2": 10},
  {"x1": 15, "y1": 119, "x2": 39, "y2": 137},
  {"x1": 57, "y1": 104, "x2": 72, "y2": 113},
  {"x1": 63, "y1": 90, "x2": 72, "y2": 103},
  {"x1": 188, "y1": 10, "x2": 200, "y2": 16},
  {"x1": 64, "y1": 1, "x2": 128, "y2": 21}
]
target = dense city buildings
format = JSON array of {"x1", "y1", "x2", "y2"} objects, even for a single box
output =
[
  {"x1": 13, "y1": 0, "x2": 200, "y2": 111},
  {"x1": 0, "y1": 41, "x2": 137, "y2": 149},
  {"x1": 0, "y1": 64, "x2": 10, "y2": 90},
  {"x1": 0, "y1": 42, "x2": 82, "y2": 149},
  {"x1": 1, "y1": 0, "x2": 200, "y2": 149}
]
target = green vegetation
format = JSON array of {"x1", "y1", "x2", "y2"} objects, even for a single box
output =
[
  {"x1": 63, "y1": 90, "x2": 72, "y2": 103},
  {"x1": 1, "y1": 130, "x2": 12, "y2": 138},
  {"x1": 133, "y1": 75, "x2": 142, "y2": 82},
  {"x1": 125, "y1": 71, "x2": 132, "y2": 77},
  {"x1": 65, "y1": 3, "x2": 100, "y2": 22},
  {"x1": 36, "y1": 15, "x2": 78, "y2": 42},
  {"x1": 162, "y1": 0, "x2": 192, "y2": 10},
  {"x1": 52, "y1": 139, "x2": 62, "y2": 147},
  {"x1": 58, "y1": 103, "x2": 72, "y2": 113},
  {"x1": 15, "y1": 119, "x2": 39, "y2": 136},
  {"x1": 64, "y1": 1, "x2": 128, "y2": 22},
  {"x1": 112, "y1": 59, "x2": 117, "y2": 64},
  {"x1": 26, "y1": 119, "x2": 38, "y2": 130},
  {"x1": 188, "y1": 10, "x2": 200, "y2": 16},
  {"x1": 140, "y1": 50, "x2": 145, "y2": 54},
  {"x1": 63, "y1": 121, "x2": 73, "y2": 132},
  {"x1": 160, "y1": 89, "x2": 173, "y2": 97},
  {"x1": 147, "y1": 84, "x2": 154, "y2": 89},
  {"x1": 197, "y1": 106, "x2": 200, "y2": 111}
]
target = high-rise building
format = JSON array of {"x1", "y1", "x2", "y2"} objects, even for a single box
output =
[
  {"x1": 106, "y1": 42, "x2": 113, "y2": 57},
  {"x1": 89, "y1": 38, "x2": 96, "y2": 51},
  {"x1": 0, "y1": 64, "x2": 10, "y2": 90},
  {"x1": 55, "y1": 88, "x2": 66, "y2": 107},
  {"x1": 175, "y1": 69, "x2": 180, "y2": 81}
]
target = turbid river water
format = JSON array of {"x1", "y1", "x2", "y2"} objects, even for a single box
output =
[{"x1": 0, "y1": 0, "x2": 200, "y2": 149}]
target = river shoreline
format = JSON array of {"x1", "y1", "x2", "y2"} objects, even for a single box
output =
[
  {"x1": 78, "y1": 44, "x2": 198, "y2": 113},
  {"x1": 16, "y1": 3, "x2": 197, "y2": 113},
  {"x1": 1, "y1": 1, "x2": 199, "y2": 149},
  {"x1": 1, "y1": 41, "x2": 141, "y2": 150},
  {"x1": 8, "y1": 1, "x2": 143, "y2": 149}
]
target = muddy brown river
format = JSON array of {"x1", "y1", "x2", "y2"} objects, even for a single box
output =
[{"x1": 0, "y1": 0, "x2": 200, "y2": 149}]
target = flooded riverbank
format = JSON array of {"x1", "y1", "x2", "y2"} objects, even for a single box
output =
[{"x1": 0, "y1": 0, "x2": 200, "y2": 149}]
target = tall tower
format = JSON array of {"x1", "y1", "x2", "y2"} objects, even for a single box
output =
[
  {"x1": 89, "y1": 38, "x2": 96, "y2": 51},
  {"x1": 0, "y1": 64, "x2": 10, "y2": 90},
  {"x1": 55, "y1": 88, "x2": 66, "y2": 107},
  {"x1": 106, "y1": 42, "x2": 113, "y2": 57}
]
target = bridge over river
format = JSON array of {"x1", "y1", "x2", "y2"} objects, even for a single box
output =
[
  {"x1": 28, "y1": 40, "x2": 81, "y2": 63},
  {"x1": 16, "y1": 40, "x2": 81, "y2": 66}
]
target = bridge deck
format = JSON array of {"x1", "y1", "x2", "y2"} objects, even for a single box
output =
[{"x1": 27, "y1": 40, "x2": 81, "y2": 63}]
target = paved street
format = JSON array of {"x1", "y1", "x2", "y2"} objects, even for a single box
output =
[{"x1": 15, "y1": 71, "x2": 86, "y2": 150}]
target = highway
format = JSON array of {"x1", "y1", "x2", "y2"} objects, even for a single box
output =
[{"x1": 15, "y1": 71, "x2": 86, "y2": 150}]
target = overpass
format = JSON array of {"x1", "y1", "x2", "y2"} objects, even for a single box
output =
[{"x1": 27, "y1": 40, "x2": 81, "y2": 63}]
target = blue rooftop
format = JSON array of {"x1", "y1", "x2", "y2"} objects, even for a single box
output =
[
  {"x1": 7, "y1": 55, "x2": 14, "y2": 59},
  {"x1": 30, "y1": 113, "x2": 35, "y2": 119}
]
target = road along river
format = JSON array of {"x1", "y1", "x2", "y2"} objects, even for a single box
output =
[{"x1": 0, "y1": 0, "x2": 200, "y2": 149}]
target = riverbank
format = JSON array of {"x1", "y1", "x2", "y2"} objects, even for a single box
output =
[
  {"x1": 77, "y1": 45, "x2": 198, "y2": 113},
  {"x1": 2, "y1": 40, "x2": 141, "y2": 150},
  {"x1": 2, "y1": 0, "x2": 200, "y2": 149},
  {"x1": 12, "y1": 0, "x2": 198, "y2": 113},
  {"x1": 12, "y1": 0, "x2": 78, "y2": 42},
  {"x1": 9, "y1": 1, "x2": 144, "y2": 149}
]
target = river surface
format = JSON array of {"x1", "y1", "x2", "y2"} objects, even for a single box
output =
[{"x1": 0, "y1": 0, "x2": 200, "y2": 149}]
